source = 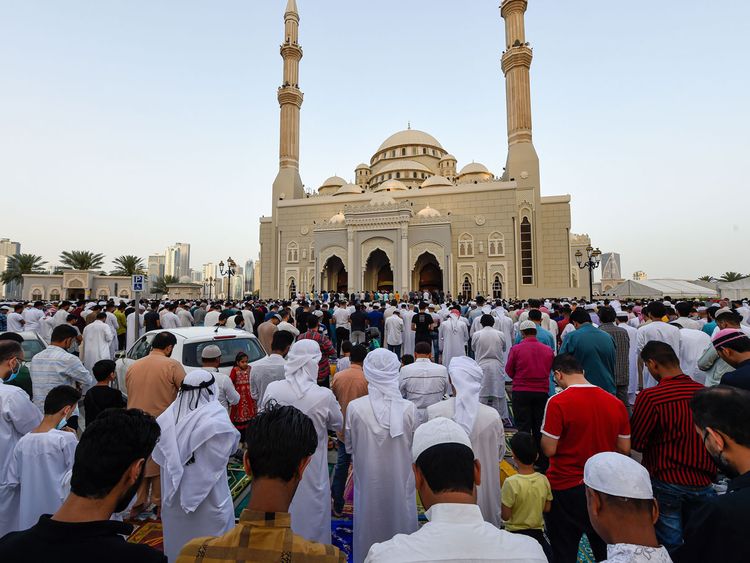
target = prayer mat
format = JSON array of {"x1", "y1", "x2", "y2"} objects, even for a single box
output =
[
  {"x1": 228, "y1": 461, "x2": 252, "y2": 519},
  {"x1": 127, "y1": 521, "x2": 164, "y2": 551}
]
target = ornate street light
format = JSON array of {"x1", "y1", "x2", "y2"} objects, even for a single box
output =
[
  {"x1": 218, "y1": 258, "x2": 236, "y2": 300},
  {"x1": 575, "y1": 246, "x2": 602, "y2": 301},
  {"x1": 203, "y1": 276, "x2": 215, "y2": 300}
]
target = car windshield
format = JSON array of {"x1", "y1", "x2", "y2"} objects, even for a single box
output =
[
  {"x1": 21, "y1": 339, "x2": 45, "y2": 360},
  {"x1": 182, "y1": 337, "x2": 265, "y2": 368}
]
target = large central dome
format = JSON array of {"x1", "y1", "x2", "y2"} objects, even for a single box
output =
[{"x1": 377, "y1": 129, "x2": 443, "y2": 153}]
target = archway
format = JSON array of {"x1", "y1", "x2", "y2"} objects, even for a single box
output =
[
  {"x1": 364, "y1": 248, "x2": 393, "y2": 292},
  {"x1": 492, "y1": 275, "x2": 503, "y2": 299},
  {"x1": 412, "y1": 252, "x2": 443, "y2": 292},
  {"x1": 461, "y1": 276, "x2": 473, "y2": 300},
  {"x1": 322, "y1": 255, "x2": 348, "y2": 294}
]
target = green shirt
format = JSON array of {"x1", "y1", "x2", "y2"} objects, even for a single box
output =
[
  {"x1": 501, "y1": 472, "x2": 552, "y2": 531},
  {"x1": 558, "y1": 323, "x2": 616, "y2": 393}
]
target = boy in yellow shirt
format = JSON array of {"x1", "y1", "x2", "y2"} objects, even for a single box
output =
[{"x1": 502, "y1": 432, "x2": 552, "y2": 559}]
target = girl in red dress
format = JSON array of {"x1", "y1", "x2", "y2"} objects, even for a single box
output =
[{"x1": 229, "y1": 352, "x2": 255, "y2": 438}]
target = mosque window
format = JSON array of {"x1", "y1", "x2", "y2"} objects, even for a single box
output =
[
  {"x1": 488, "y1": 232, "x2": 505, "y2": 256},
  {"x1": 422, "y1": 148, "x2": 427, "y2": 154},
  {"x1": 289, "y1": 279, "x2": 297, "y2": 299},
  {"x1": 396, "y1": 172, "x2": 401, "y2": 179},
  {"x1": 49, "y1": 290, "x2": 60, "y2": 301},
  {"x1": 520, "y1": 217, "x2": 533, "y2": 284},
  {"x1": 462, "y1": 276, "x2": 473, "y2": 299},
  {"x1": 287, "y1": 241, "x2": 299, "y2": 263},
  {"x1": 32, "y1": 289, "x2": 42, "y2": 300},
  {"x1": 401, "y1": 148, "x2": 406, "y2": 156},
  {"x1": 391, "y1": 150, "x2": 396, "y2": 157},
  {"x1": 458, "y1": 233, "x2": 474, "y2": 258},
  {"x1": 492, "y1": 276, "x2": 503, "y2": 299}
]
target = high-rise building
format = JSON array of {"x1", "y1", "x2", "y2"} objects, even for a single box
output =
[
  {"x1": 165, "y1": 243, "x2": 191, "y2": 280},
  {"x1": 245, "y1": 259, "x2": 255, "y2": 293},
  {"x1": 0, "y1": 238, "x2": 21, "y2": 299},
  {"x1": 190, "y1": 269, "x2": 204, "y2": 283},
  {"x1": 0, "y1": 238, "x2": 21, "y2": 256},
  {"x1": 148, "y1": 254, "x2": 166, "y2": 283}
]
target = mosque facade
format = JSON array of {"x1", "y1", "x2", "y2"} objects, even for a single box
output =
[{"x1": 258, "y1": 0, "x2": 592, "y2": 300}]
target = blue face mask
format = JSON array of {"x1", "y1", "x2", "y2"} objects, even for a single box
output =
[
  {"x1": 56, "y1": 405, "x2": 79, "y2": 430},
  {"x1": 6, "y1": 359, "x2": 22, "y2": 383}
]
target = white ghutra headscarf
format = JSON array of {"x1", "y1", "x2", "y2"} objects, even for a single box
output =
[
  {"x1": 284, "y1": 339, "x2": 322, "y2": 399},
  {"x1": 363, "y1": 348, "x2": 409, "y2": 438},
  {"x1": 448, "y1": 356, "x2": 483, "y2": 434}
]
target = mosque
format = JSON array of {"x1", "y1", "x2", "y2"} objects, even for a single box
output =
[{"x1": 258, "y1": 0, "x2": 593, "y2": 300}]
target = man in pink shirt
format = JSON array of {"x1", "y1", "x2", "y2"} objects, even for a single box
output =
[{"x1": 506, "y1": 321, "x2": 554, "y2": 469}]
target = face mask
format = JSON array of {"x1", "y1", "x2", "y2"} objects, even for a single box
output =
[
  {"x1": 6, "y1": 359, "x2": 22, "y2": 383},
  {"x1": 56, "y1": 416, "x2": 68, "y2": 430}
]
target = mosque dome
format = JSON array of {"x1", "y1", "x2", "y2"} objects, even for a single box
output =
[
  {"x1": 329, "y1": 211, "x2": 345, "y2": 224},
  {"x1": 333, "y1": 183, "x2": 363, "y2": 196},
  {"x1": 373, "y1": 179, "x2": 408, "y2": 193},
  {"x1": 420, "y1": 175, "x2": 453, "y2": 189},
  {"x1": 318, "y1": 175, "x2": 347, "y2": 195},
  {"x1": 377, "y1": 160, "x2": 432, "y2": 175},
  {"x1": 459, "y1": 162, "x2": 489, "y2": 175},
  {"x1": 377, "y1": 129, "x2": 443, "y2": 153},
  {"x1": 416, "y1": 205, "x2": 441, "y2": 218},
  {"x1": 440, "y1": 154, "x2": 457, "y2": 162},
  {"x1": 355, "y1": 163, "x2": 370, "y2": 170}
]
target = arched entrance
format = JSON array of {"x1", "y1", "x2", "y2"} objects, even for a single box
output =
[
  {"x1": 364, "y1": 249, "x2": 393, "y2": 292},
  {"x1": 491, "y1": 275, "x2": 503, "y2": 299},
  {"x1": 412, "y1": 252, "x2": 443, "y2": 292},
  {"x1": 322, "y1": 255, "x2": 348, "y2": 294},
  {"x1": 461, "y1": 276, "x2": 473, "y2": 300}
]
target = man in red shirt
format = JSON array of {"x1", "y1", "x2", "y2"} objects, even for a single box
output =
[
  {"x1": 541, "y1": 354, "x2": 631, "y2": 563},
  {"x1": 631, "y1": 341, "x2": 717, "y2": 553}
]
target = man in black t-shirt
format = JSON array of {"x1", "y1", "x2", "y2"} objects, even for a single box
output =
[
  {"x1": 412, "y1": 303, "x2": 434, "y2": 344},
  {"x1": 84, "y1": 360, "x2": 126, "y2": 427},
  {"x1": 350, "y1": 304, "x2": 368, "y2": 345},
  {"x1": 143, "y1": 303, "x2": 160, "y2": 333}
]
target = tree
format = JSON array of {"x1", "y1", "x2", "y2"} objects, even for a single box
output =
[
  {"x1": 59, "y1": 250, "x2": 105, "y2": 271},
  {"x1": 0, "y1": 254, "x2": 48, "y2": 293},
  {"x1": 697, "y1": 275, "x2": 715, "y2": 282},
  {"x1": 719, "y1": 272, "x2": 747, "y2": 282},
  {"x1": 151, "y1": 275, "x2": 178, "y2": 296},
  {"x1": 111, "y1": 255, "x2": 145, "y2": 276}
]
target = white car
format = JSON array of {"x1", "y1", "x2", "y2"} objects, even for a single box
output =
[{"x1": 115, "y1": 327, "x2": 266, "y2": 392}]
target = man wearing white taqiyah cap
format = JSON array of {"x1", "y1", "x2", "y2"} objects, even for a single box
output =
[
  {"x1": 365, "y1": 417, "x2": 546, "y2": 563},
  {"x1": 153, "y1": 369, "x2": 241, "y2": 562},
  {"x1": 427, "y1": 356, "x2": 505, "y2": 527},
  {"x1": 471, "y1": 313, "x2": 510, "y2": 419},
  {"x1": 346, "y1": 348, "x2": 418, "y2": 563},
  {"x1": 438, "y1": 308, "x2": 469, "y2": 367},
  {"x1": 261, "y1": 339, "x2": 343, "y2": 545},
  {"x1": 584, "y1": 452, "x2": 672, "y2": 562}
]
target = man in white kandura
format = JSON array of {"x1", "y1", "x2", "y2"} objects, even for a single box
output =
[
  {"x1": 81, "y1": 312, "x2": 114, "y2": 371},
  {"x1": 261, "y1": 339, "x2": 343, "y2": 544},
  {"x1": 153, "y1": 369, "x2": 240, "y2": 562},
  {"x1": 427, "y1": 356, "x2": 505, "y2": 527},
  {"x1": 347, "y1": 348, "x2": 418, "y2": 563},
  {"x1": 439, "y1": 308, "x2": 469, "y2": 367},
  {"x1": 471, "y1": 314, "x2": 509, "y2": 419}
]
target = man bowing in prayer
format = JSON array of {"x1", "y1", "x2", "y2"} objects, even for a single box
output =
[
  {"x1": 346, "y1": 348, "x2": 419, "y2": 563},
  {"x1": 153, "y1": 370, "x2": 240, "y2": 562},
  {"x1": 439, "y1": 308, "x2": 469, "y2": 367},
  {"x1": 427, "y1": 356, "x2": 505, "y2": 527},
  {"x1": 261, "y1": 340, "x2": 343, "y2": 544},
  {"x1": 82, "y1": 312, "x2": 114, "y2": 371}
]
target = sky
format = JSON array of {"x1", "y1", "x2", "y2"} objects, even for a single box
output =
[{"x1": 1, "y1": 0, "x2": 748, "y2": 281}]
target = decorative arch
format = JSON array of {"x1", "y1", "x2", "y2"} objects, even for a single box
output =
[
  {"x1": 97, "y1": 288, "x2": 109, "y2": 298},
  {"x1": 119, "y1": 289, "x2": 130, "y2": 298},
  {"x1": 49, "y1": 289, "x2": 61, "y2": 301},
  {"x1": 318, "y1": 245, "x2": 348, "y2": 272},
  {"x1": 360, "y1": 237, "x2": 394, "y2": 269},
  {"x1": 68, "y1": 278, "x2": 84, "y2": 289},
  {"x1": 409, "y1": 241, "x2": 445, "y2": 271},
  {"x1": 461, "y1": 275, "x2": 473, "y2": 299},
  {"x1": 31, "y1": 288, "x2": 43, "y2": 300},
  {"x1": 286, "y1": 241, "x2": 299, "y2": 263},
  {"x1": 491, "y1": 274, "x2": 504, "y2": 299},
  {"x1": 287, "y1": 277, "x2": 297, "y2": 299},
  {"x1": 488, "y1": 232, "x2": 505, "y2": 257},
  {"x1": 458, "y1": 232, "x2": 474, "y2": 258}
]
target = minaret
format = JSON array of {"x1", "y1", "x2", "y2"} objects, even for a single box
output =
[
  {"x1": 272, "y1": 0, "x2": 304, "y2": 202},
  {"x1": 500, "y1": 0, "x2": 539, "y2": 189}
]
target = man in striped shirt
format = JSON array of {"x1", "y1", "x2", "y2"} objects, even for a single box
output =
[
  {"x1": 296, "y1": 315, "x2": 336, "y2": 388},
  {"x1": 631, "y1": 341, "x2": 717, "y2": 554}
]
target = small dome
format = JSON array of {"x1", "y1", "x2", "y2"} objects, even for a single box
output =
[
  {"x1": 439, "y1": 154, "x2": 457, "y2": 162},
  {"x1": 416, "y1": 205, "x2": 441, "y2": 218},
  {"x1": 333, "y1": 183, "x2": 364, "y2": 196},
  {"x1": 377, "y1": 129, "x2": 443, "y2": 153},
  {"x1": 320, "y1": 175, "x2": 347, "y2": 189},
  {"x1": 355, "y1": 163, "x2": 370, "y2": 170},
  {"x1": 373, "y1": 179, "x2": 408, "y2": 193},
  {"x1": 329, "y1": 211, "x2": 346, "y2": 224},
  {"x1": 459, "y1": 162, "x2": 490, "y2": 175},
  {"x1": 377, "y1": 160, "x2": 432, "y2": 174},
  {"x1": 421, "y1": 175, "x2": 453, "y2": 189}
]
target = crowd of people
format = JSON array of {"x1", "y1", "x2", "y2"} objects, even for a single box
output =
[{"x1": 0, "y1": 292, "x2": 749, "y2": 562}]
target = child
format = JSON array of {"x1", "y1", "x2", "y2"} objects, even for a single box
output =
[
  {"x1": 7, "y1": 385, "x2": 80, "y2": 531},
  {"x1": 229, "y1": 352, "x2": 256, "y2": 439},
  {"x1": 337, "y1": 340, "x2": 352, "y2": 372},
  {"x1": 83, "y1": 359, "x2": 126, "y2": 427},
  {"x1": 501, "y1": 431, "x2": 553, "y2": 559}
]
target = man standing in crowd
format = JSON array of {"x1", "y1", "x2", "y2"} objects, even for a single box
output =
[
  {"x1": 637, "y1": 301, "x2": 681, "y2": 388},
  {"x1": 399, "y1": 341, "x2": 451, "y2": 423},
  {"x1": 439, "y1": 308, "x2": 469, "y2": 367},
  {"x1": 21, "y1": 301, "x2": 44, "y2": 333},
  {"x1": 332, "y1": 301, "x2": 351, "y2": 356},
  {"x1": 471, "y1": 314, "x2": 508, "y2": 419},
  {"x1": 714, "y1": 329, "x2": 750, "y2": 390},
  {"x1": 541, "y1": 354, "x2": 631, "y2": 563},
  {"x1": 411, "y1": 302, "x2": 434, "y2": 348},
  {"x1": 558, "y1": 308, "x2": 616, "y2": 394},
  {"x1": 250, "y1": 330, "x2": 294, "y2": 407},
  {"x1": 350, "y1": 304, "x2": 368, "y2": 345},
  {"x1": 198, "y1": 345, "x2": 240, "y2": 411},
  {"x1": 297, "y1": 315, "x2": 337, "y2": 388},
  {"x1": 82, "y1": 312, "x2": 114, "y2": 371},
  {"x1": 144, "y1": 302, "x2": 161, "y2": 332},
  {"x1": 631, "y1": 341, "x2": 716, "y2": 553},
  {"x1": 598, "y1": 306, "x2": 632, "y2": 409},
  {"x1": 385, "y1": 308, "x2": 404, "y2": 358},
  {"x1": 257, "y1": 313, "x2": 281, "y2": 355}
]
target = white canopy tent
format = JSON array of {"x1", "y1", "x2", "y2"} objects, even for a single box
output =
[
  {"x1": 718, "y1": 278, "x2": 750, "y2": 300},
  {"x1": 608, "y1": 279, "x2": 718, "y2": 299}
]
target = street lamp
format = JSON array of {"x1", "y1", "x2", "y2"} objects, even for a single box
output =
[
  {"x1": 575, "y1": 246, "x2": 602, "y2": 301},
  {"x1": 218, "y1": 257, "x2": 236, "y2": 300},
  {"x1": 204, "y1": 276, "x2": 215, "y2": 300}
]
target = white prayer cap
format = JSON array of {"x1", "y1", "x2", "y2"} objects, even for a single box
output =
[
  {"x1": 697, "y1": 306, "x2": 707, "y2": 312},
  {"x1": 584, "y1": 452, "x2": 653, "y2": 500},
  {"x1": 312, "y1": 309, "x2": 323, "y2": 317},
  {"x1": 201, "y1": 345, "x2": 222, "y2": 359},
  {"x1": 412, "y1": 417, "x2": 473, "y2": 463},
  {"x1": 663, "y1": 300, "x2": 672, "y2": 307},
  {"x1": 448, "y1": 356, "x2": 483, "y2": 435},
  {"x1": 519, "y1": 320, "x2": 537, "y2": 331},
  {"x1": 616, "y1": 310, "x2": 629, "y2": 318}
]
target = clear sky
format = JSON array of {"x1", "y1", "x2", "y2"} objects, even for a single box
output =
[{"x1": 2, "y1": 1, "x2": 748, "y2": 281}]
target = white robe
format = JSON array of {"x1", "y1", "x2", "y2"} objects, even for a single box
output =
[
  {"x1": 82, "y1": 320, "x2": 114, "y2": 371},
  {"x1": 105, "y1": 311, "x2": 120, "y2": 356},
  {"x1": 471, "y1": 327, "x2": 508, "y2": 417},
  {"x1": 262, "y1": 379, "x2": 343, "y2": 544},
  {"x1": 427, "y1": 398, "x2": 505, "y2": 528},
  {"x1": 126, "y1": 312, "x2": 145, "y2": 351},
  {"x1": 401, "y1": 310, "x2": 416, "y2": 357},
  {"x1": 346, "y1": 396, "x2": 418, "y2": 563},
  {"x1": 8, "y1": 429, "x2": 77, "y2": 531},
  {"x1": 160, "y1": 311, "x2": 180, "y2": 329},
  {"x1": 617, "y1": 322, "x2": 639, "y2": 404},
  {"x1": 438, "y1": 316, "x2": 469, "y2": 367},
  {"x1": 637, "y1": 322, "x2": 681, "y2": 388},
  {"x1": 678, "y1": 329, "x2": 712, "y2": 385},
  {"x1": 0, "y1": 382, "x2": 43, "y2": 537}
]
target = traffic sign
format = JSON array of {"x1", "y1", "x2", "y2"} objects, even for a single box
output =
[{"x1": 131, "y1": 274, "x2": 145, "y2": 292}]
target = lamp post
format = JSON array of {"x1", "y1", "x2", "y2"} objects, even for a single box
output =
[
  {"x1": 204, "y1": 276, "x2": 215, "y2": 300},
  {"x1": 218, "y1": 258, "x2": 236, "y2": 300},
  {"x1": 575, "y1": 246, "x2": 602, "y2": 302}
]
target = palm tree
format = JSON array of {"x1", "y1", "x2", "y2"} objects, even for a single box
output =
[
  {"x1": 111, "y1": 255, "x2": 145, "y2": 276},
  {"x1": 59, "y1": 250, "x2": 105, "y2": 271},
  {"x1": 0, "y1": 254, "x2": 48, "y2": 295},
  {"x1": 719, "y1": 272, "x2": 747, "y2": 282},
  {"x1": 697, "y1": 275, "x2": 715, "y2": 282},
  {"x1": 151, "y1": 275, "x2": 178, "y2": 296}
]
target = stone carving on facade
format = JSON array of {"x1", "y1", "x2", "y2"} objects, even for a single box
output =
[
  {"x1": 410, "y1": 242, "x2": 445, "y2": 271},
  {"x1": 360, "y1": 237, "x2": 395, "y2": 269},
  {"x1": 475, "y1": 215, "x2": 486, "y2": 226}
]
